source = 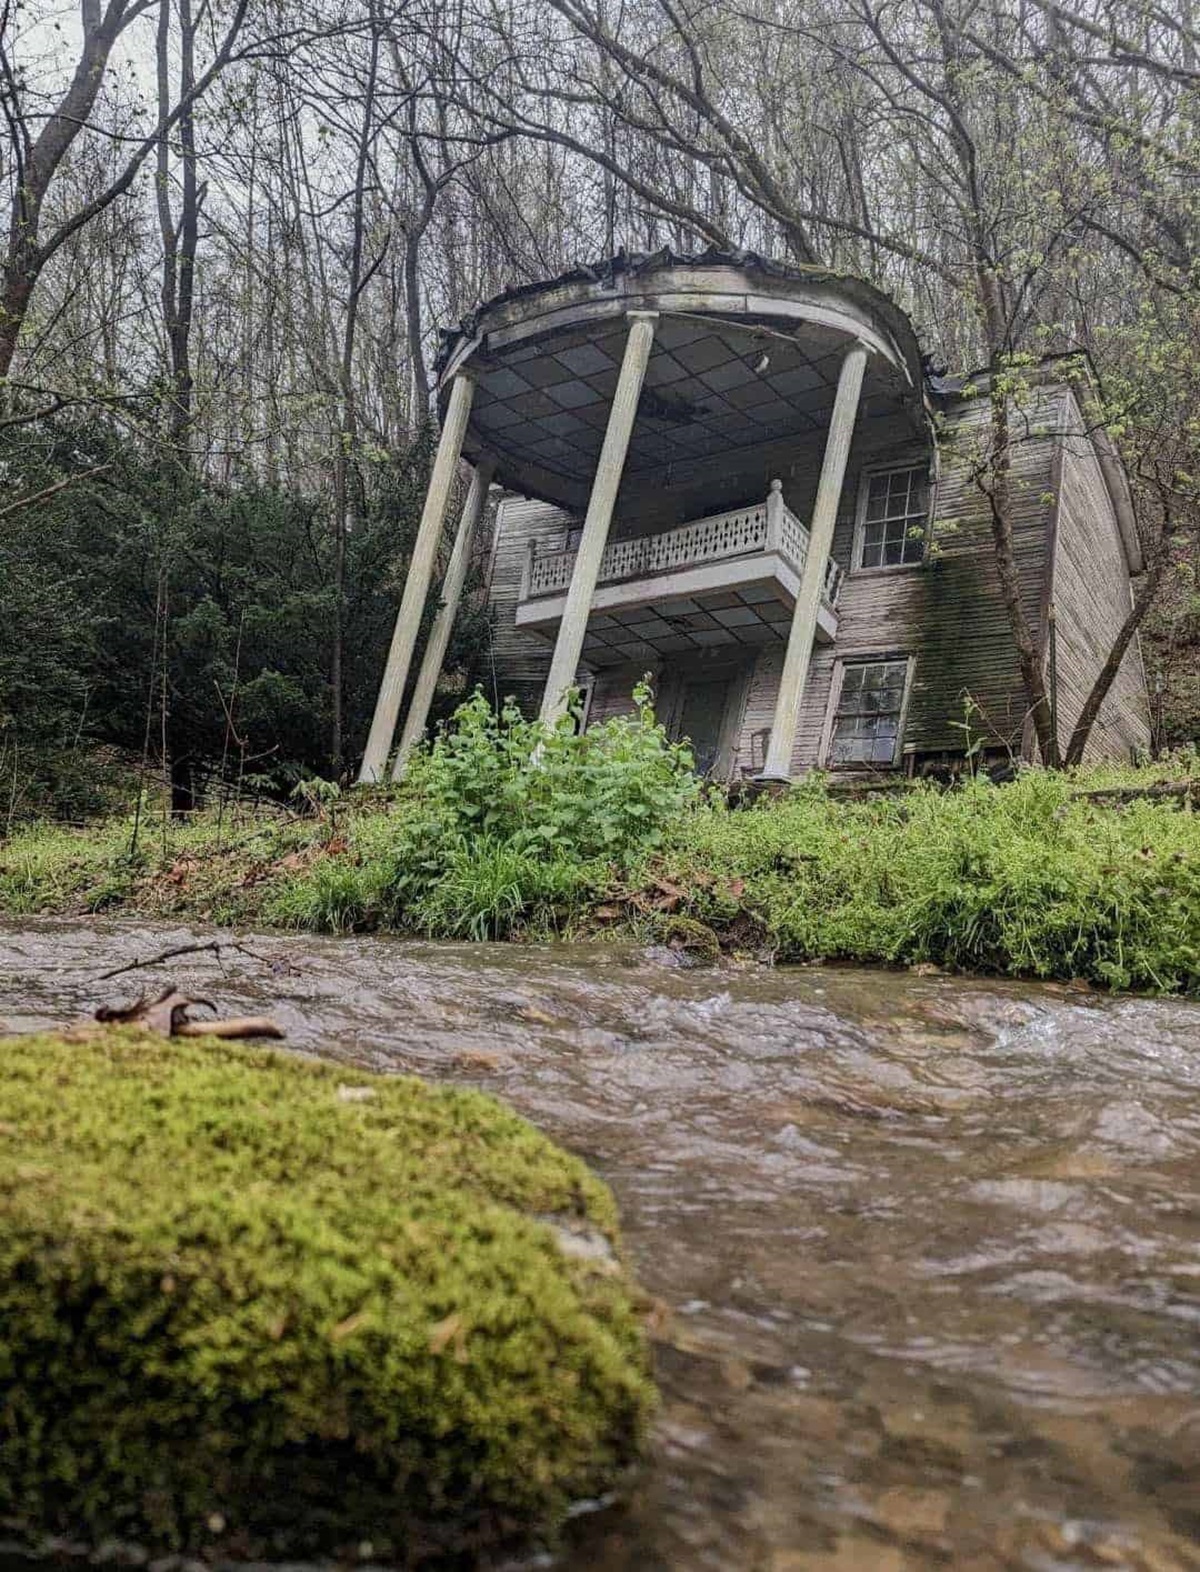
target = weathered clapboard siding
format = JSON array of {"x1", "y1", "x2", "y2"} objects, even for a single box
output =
[
  {"x1": 486, "y1": 495, "x2": 569, "y2": 712},
  {"x1": 485, "y1": 379, "x2": 1148, "y2": 770},
  {"x1": 876, "y1": 388, "x2": 1060, "y2": 762},
  {"x1": 1048, "y1": 392, "x2": 1150, "y2": 760},
  {"x1": 586, "y1": 665, "x2": 645, "y2": 725},
  {"x1": 733, "y1": 388, "x2": 1064, "y2": 772}
]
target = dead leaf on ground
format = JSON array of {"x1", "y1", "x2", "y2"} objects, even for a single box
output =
[
  {"x1": 428, "y1": 1311, "x2": 469, "y2": 1360},
  {"x1": 652, "y1": 878, "x2": 686, "y2": 900},
  {"x1": 330, "y1": 1309, "x2": 369, "y2": 1342},
  {"x1": 451, "y1": 1049, "x2": 509, "y2": 1072},
  {"x1": 515, "y1": 1004, "x2": 557, "y2": 1026}
]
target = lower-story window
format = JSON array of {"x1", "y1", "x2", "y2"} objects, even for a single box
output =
[{"x1": 828, "y1": 657, "x2": 912, "y2": 767}]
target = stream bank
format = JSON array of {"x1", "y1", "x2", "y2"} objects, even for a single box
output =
[
  {"x1": 4, "y1": 763, "x2": 1200, "y2": 994},
  {"x1": 4, "y1": 920, "x2": 1200, "y2": 1569}
]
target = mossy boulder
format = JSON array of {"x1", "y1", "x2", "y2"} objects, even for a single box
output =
[{"x1": 0, "y1": 1030, "x2": 654, "y2": 1563}]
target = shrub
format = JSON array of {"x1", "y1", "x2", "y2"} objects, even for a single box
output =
[
  {"x1": 0, "y1": 1030, "x2": 655, "y2": 1561},
  {"x1": 405, "y1": 684, "x2": 699, "y2": 863}
]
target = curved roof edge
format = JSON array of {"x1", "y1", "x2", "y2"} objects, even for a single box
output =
[{"x1": 434, "y1": 245, "x2": 930, "y2": 391}]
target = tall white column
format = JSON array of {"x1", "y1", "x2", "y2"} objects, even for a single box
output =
[
  {"x1": 763, "y1": 342, "x2": 868, "y2": 780},
  {"x1": 358, "y1": 372, "x2": 475, "y2": 783},
  {"x1": 391, "y1": 456, "x2": 496, "y2": 778},
  {"x1": 538, "y1": 311, "x2": 658, "y2": 727}
]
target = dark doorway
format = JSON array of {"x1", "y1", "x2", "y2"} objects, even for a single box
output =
[{"x1": 675, "y1": 676, "x2": 735, "y2": 775}]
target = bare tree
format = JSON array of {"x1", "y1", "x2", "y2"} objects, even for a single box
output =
[{"x1": 0, "y1": 0, "x2": 250, "y2": 383}]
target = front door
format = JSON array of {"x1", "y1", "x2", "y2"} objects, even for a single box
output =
[{"x1": 675, "y1": 678, "x2": 732, "y2": 776}]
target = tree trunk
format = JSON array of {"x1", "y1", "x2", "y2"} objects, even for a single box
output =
[
  {"x1": 0, "y1": 0, "x2": 126, "y2": 378},
  {"x1": 156, "y1": 0, "x2": 199, "y2": 453},
  {"x1": 330, "y1": 12, "x2": 381, "y2": 774}
]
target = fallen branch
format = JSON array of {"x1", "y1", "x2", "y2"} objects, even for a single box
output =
[
  {"x1": 98, "y1": 938, "x2": 267, "y2": 980},
  {"x1": 1073, "y1": 781, "x2": 1200, "y2": 807},
  {"x1": 176, "y1": 1016, "x2": 285, "y2": 1040},
  {"x1": 94, "y1": 986, "x2": 285, "y2": 1040}
]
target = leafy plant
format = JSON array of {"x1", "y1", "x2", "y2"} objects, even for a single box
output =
[{"x1": 403, "y1": 681, "x2": 699, "y2": 864}]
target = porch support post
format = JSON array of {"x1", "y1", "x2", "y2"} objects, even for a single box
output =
[
  {"x1": 538, "y1": 310, "x2": 657, "y2": 726},
  {"x1": 763, "y1": 342, "x2": 868, "y2": 780},
  {"x1": 358, "y1": 372, "x2": 475, "y2": 783},
  {"x1": 392, "y1": 456, "x2": 496, "y2": 777}
]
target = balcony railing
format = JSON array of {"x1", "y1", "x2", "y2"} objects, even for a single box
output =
[{"x1": 520, "y1": 483, "x2": 843, "y2": 608}]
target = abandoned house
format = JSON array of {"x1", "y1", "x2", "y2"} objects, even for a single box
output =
[{"x1": 358, "y1": 250, "x2": 1150, "y2": 784}]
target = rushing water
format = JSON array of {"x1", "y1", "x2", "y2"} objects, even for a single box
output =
[{"x1": 4, "y1": 920, "x2": 1200, "y2": 1571}]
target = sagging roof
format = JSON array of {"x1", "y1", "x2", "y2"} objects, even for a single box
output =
[{"x1": 434, "y1": 244, "x2": 929, "y2": 387}]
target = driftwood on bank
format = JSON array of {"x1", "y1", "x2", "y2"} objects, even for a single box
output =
[
  {"x1": 174, "y1": 1015, "x2": 286, "y2": 1040},
  {"x1": 94, "y1": 986, "x2": 284, "y2": 1040}
]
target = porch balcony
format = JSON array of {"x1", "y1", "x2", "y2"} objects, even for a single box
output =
[{"x1": 514, "y1": 484, "x2": 841, "y2": 667}]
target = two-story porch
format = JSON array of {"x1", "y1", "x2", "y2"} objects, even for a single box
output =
[{"x1": 358, "y1": 249, "x2": 933, "y2": 783}]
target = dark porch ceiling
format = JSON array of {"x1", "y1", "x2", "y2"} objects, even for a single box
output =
[{"x1": 437, "y1": 249, "x2": 933, "y2": 513}]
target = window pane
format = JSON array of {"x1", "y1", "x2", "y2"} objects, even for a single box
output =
[
  {"x1": 832, "y1": 659, "x2": 909, "y2": 767},
  {"x1": 830, "y1": 727, "x2": 858, "y2": 763},
  {"x1": 859, "y1": 466, "x2": 928, "y2": 569}
]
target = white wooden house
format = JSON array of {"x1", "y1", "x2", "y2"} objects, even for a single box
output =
[{"x1": 360, "y1": 250, "x2": 1149, "y2": 783}]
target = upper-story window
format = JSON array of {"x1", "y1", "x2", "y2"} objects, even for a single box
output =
[{"x1": 855, "y1": 465, "x2": 929, "y2": 569}]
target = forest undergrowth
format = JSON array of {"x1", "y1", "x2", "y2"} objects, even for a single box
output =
[{"x1": 3, "y1": 691, "x2": 1200, "y2": 996}]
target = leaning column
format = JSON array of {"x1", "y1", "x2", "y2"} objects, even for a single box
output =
[
  {"x1": 763, "y1": 342, "x2": 868, "y2": 780},
  {"x1": 358, "y1": 372, "x2": 475, "y2": 783},
  {"x1": 391, "y1": 456, "x2": 496, "y2": 777},
  {"x1": 538, "y1": 311, "x2": 658, "y2": 727}
]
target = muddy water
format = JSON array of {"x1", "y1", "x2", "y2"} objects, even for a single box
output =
[{"x1": 4, "y1": 921, "x2": 1200, "y2": 1571}]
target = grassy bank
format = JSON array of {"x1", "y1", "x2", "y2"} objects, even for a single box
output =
[
  {"x1": 0, "y1": 1028, "x2": 654, "y2": 1561},
  {"x1": 2, "y1": 692, "x2": 1199, "y2": 994}
]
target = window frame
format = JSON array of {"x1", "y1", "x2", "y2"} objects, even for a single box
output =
[
  {"x1": 851, "y1": 461, "x2": 934, "y2": 574},
  {"x1": 819, "y1": 653, "x2": 917, "y2": 771}
]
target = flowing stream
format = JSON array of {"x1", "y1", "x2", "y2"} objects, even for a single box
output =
[{"x1": 4, "y1": 920, "x2": 1200, "y2": 1571}]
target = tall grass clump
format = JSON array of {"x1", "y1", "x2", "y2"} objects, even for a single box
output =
[{"x1": 647, "y1": 769, "x2": 1200, "y2": 992}]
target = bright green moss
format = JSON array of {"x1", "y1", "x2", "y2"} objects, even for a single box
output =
[{"x1": 0, "y1": 1030, "x2": 654, "y2": 1562}]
